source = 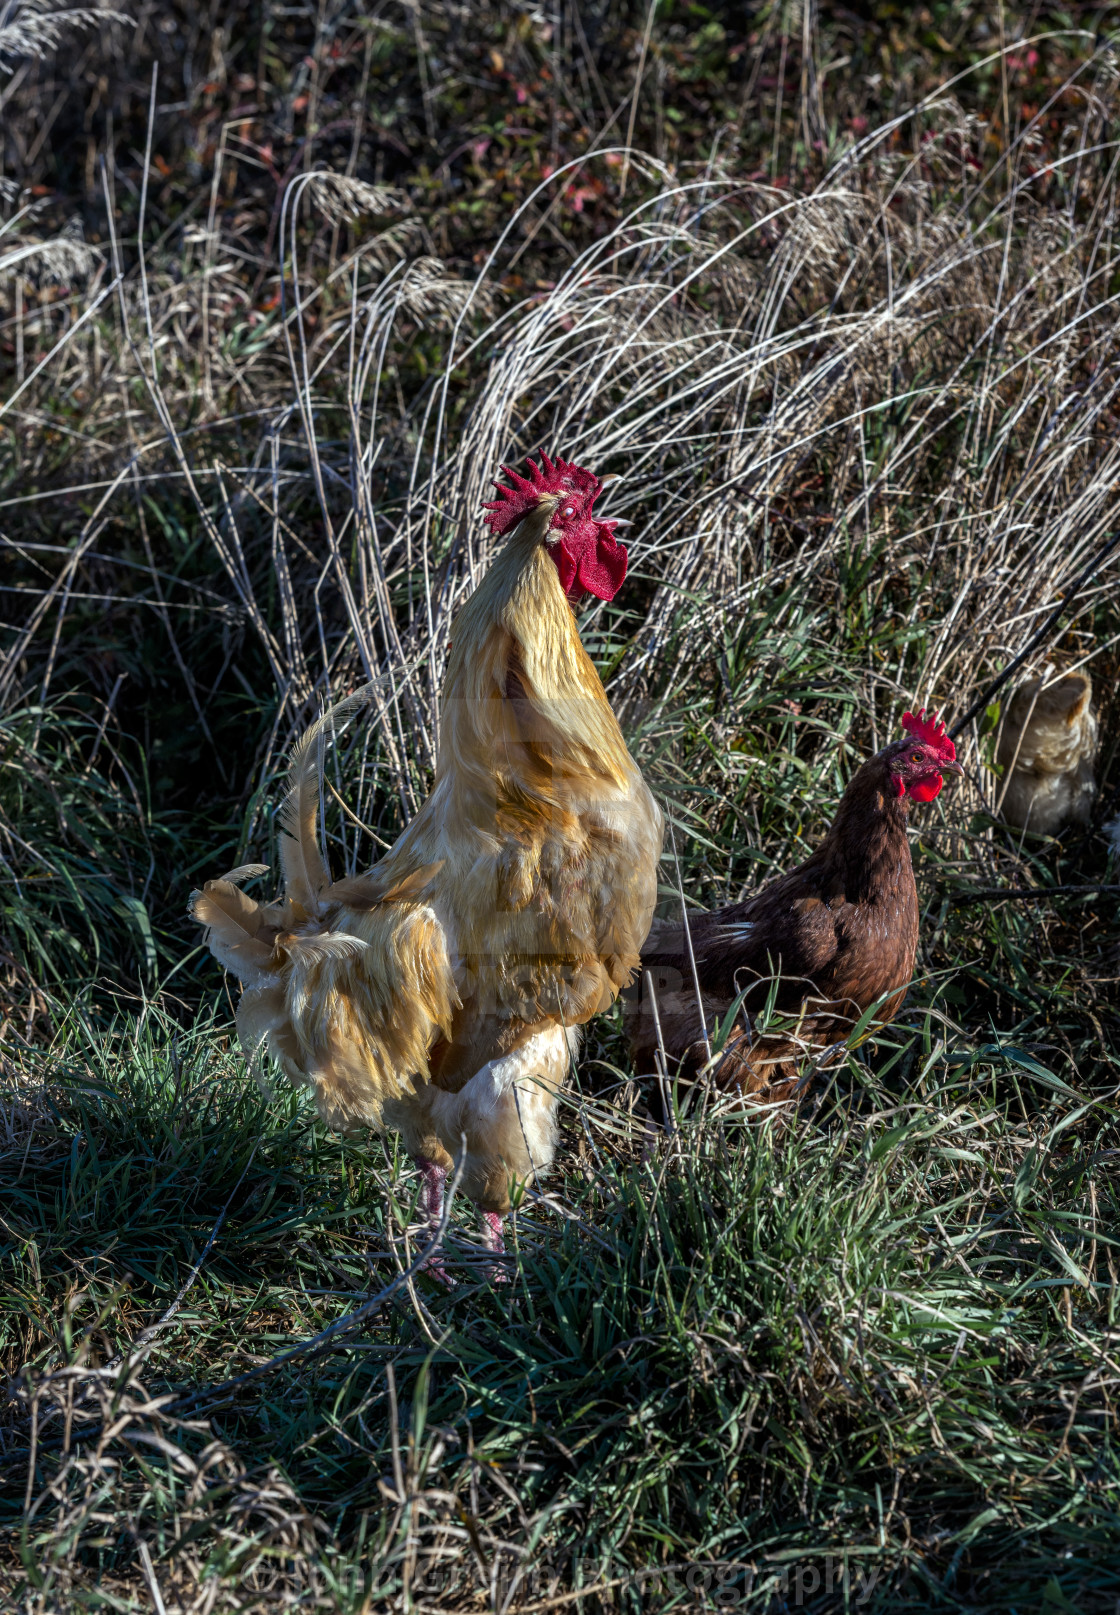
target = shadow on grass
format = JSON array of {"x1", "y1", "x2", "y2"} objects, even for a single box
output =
[{"x1": 0, "y1": 1000, "x2": 1117, "y2": 1610}]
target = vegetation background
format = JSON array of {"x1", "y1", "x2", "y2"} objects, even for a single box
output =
[{"x1": 1, "y1": 0, "x2": 1119, "y2": 1608}]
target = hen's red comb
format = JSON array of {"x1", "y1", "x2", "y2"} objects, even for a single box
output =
[
  {"x1": 482, "y1": 451, "x2": 602, "y2": 536},
  {"x1": 901, "y1": 708, "x2": 956, "y2": 763}
]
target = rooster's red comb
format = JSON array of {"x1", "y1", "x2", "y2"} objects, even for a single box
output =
[
  {"x1": 481, "y1": 451, "x2": 603, "y2": 536},
  {"x1": 901, "y1": 708, "x2": 956, "y2": 763}
]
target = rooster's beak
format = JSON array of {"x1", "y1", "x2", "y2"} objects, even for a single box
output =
[{"x1": 941, "y1": 760, "x2": 965, "y2": 777}]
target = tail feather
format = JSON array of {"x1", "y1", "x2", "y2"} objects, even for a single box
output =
[
  {"x1": 277, "y1": 684, "x2": 387, "y2": 915},
  {"x1": 323, "y1": 860, "x2": 444, "y2": 911},
  {"x1": 194, "y1": 681, "x2": 457, "y2": 1132},
  {"x1": 285, "y1": 903, "x2": 458, "y2": 1131},
  {"x1": 236, "y1": 983, "x2": 305, "y2": 1086},
  {"x1": 190, "y1": 879, "x2": 280, "y2": 987},
  {"x1": 218, "y1": 862, "x2": 271, "y2": 886},
  {"x1": 279, "y1": 723, "x2": 331, "y2": 915},
  {"x1": 281, "y1": 931, "x2": 369, "y2": 965}
]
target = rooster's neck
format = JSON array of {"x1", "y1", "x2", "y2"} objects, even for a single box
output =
[
  {"x1": 823, "y1": 760, "x2": 913, "y2": 901},
  {"x1": 436, "y1": 504, "x2": 632, "y2": 796}
]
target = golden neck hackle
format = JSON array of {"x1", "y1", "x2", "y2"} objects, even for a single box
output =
[{"x1": 437, "y1": 499, "x2": 634, "y2": 812}]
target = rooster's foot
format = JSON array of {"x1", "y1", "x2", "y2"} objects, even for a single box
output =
[
  {"x1": 480, "y1": 1210, "x2": 511, "y2": 1284},
  {"x1": 416, "y1": 1157, "x2": 453, "y2": 1285},
  {"x1": 421, "y1": 1253, "x2": 455, "y2": 1287}
]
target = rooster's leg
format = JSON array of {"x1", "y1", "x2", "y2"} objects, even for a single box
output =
[
  {"x1": 480, "y1": 1209, "x2": 505, "y2": 1253},
  {"x1": 415, "y1": 1156, "x2": 453, "y2": 1285},
  {"x1": 480, "y1": 1209, "x2": 511, "y2": 1283}
]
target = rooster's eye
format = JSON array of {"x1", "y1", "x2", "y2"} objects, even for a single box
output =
[
  {"x1": 564, "y1": 506, "x2": 574, "y2": 516},
  {"x1": 911, "y1": 752, "x2": 922, "y2": 762}
]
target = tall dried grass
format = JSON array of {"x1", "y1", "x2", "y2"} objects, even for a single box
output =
[
  {"x1": 1, "y1": 11, "x2": 1119, "y2": 1612},
  {"x1": 6, "y1": 35, "x2": 1120, "y2": 933}
]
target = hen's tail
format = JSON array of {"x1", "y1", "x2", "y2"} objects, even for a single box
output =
[{"x1": 190, "y1": 694, "x2": 456, "y2": 1131}]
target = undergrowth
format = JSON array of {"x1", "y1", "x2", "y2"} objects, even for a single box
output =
[
  {"x1": 1, "y1": 1004, "x2": 1118, "y2": 1610},
  {"x1": 1, "y1": 1, "x2": 1119, "y2": 1610}
]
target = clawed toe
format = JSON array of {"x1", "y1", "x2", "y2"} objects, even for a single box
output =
[{"x1": 421, "y1": 1253, "x2": 455, "y2": 1287}]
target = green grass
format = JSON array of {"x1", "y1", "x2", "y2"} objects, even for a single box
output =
[
  {"x1": 4, "y1": 2, "x2": 1120, "y2": 1608},
  {"x1": 0, "y1": 705, "x2": 179, "y2": 1011},
  {"x1": 1, "y1": 984, "x2": 1118, "y2": 1610}
]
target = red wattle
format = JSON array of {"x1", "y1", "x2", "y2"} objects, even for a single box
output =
[
  {"x1": 550, "y1": 523, "x2": 628, "y2": 601},
  {"x1": 578, "y1": 529, "x2": 628, "y2": 599},
  {"x1": 908, "y1": 774, "x2": 943, "y2": 803}
]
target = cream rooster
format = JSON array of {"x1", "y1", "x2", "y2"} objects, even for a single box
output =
[
  {"x1": 995, "y1": 672, "x2": 1097, "y2": 835},
  {"x1": 192, "y1": 455, "x2": 662, "y2": 1271}
]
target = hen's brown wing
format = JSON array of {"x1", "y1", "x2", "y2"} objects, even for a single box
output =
[
  {"x1": 640, "y1": 856, "x2": 844, "y2": 1011},
  {"x1": 629, "y1": 852, "x2": 916, "y2": 1097}
]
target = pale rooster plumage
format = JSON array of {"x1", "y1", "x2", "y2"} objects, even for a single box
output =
[
  {"x1": 995, "y1": 672, "x2": 1097, "y2": 835},
  {"x1": 192, "y1": 455, "x2": 662, "y2": 1270}
]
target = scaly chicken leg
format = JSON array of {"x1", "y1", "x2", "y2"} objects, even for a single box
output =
[{"x1": 415, "y1": 1155, "x2": 452, "y2": 1284}]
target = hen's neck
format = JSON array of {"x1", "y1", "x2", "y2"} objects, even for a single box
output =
[{"x1": 819, "y1": 759, "x2": 913, "y2": 902}]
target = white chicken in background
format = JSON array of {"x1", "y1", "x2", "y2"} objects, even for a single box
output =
[{"x1": 995, "y1": 672, "x2": 1097, "y2": 835}]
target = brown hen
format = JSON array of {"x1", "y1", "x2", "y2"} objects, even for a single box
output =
[{"x1": 627, "y1": 710, "x2": 962, "y2": 1110}]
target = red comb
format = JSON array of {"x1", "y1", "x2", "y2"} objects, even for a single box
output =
[
  {"x1": 901, "y1": 707, "x2": 956, "y2": 763},
  {"x1": 482, "y1": 451, "x2": 603, "y2": 536}
]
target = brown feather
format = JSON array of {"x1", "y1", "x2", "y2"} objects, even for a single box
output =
[
  {"x1": 190, "y1": 879, "x2": 278, "y2": 986},
  {"x1": 278, "y1": 725, "x2": 331, "y2": 915},
  {"x1": 628, "y1": 745, "x2": 921, "y2": 1111},
  {"x1": 282, "y1": 931, "x2": 370, "y2": 964},
  {"x1": 217, "y1": 862, "x2": 271, "y2": 886},
  {"x1": 323, "y1": 861, "x2": 445, "y2": 910}
]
